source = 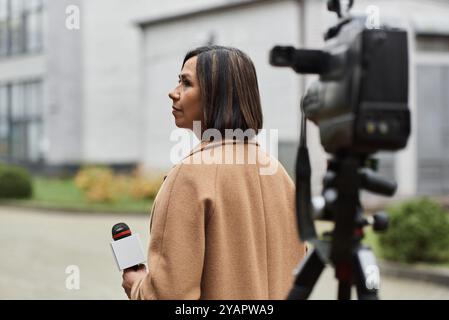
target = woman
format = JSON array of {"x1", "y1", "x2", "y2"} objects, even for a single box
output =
[{"x1": 122, "y1": 46, "x2": 307, "y2": 299}]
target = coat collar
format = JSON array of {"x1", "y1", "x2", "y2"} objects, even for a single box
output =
[{"x1": 182, "y1": 138, "x2": 260, "y2": 161}]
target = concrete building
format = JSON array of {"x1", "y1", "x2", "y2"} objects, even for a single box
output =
[
  {"x1": 0, "y1": 0, "x2": 448, "y2": 196},
  {"x1": 0, "y1": 0, "x2": 210, "y2": 173}
]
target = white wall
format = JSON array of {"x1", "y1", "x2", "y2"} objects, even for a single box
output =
[
  {"x1": 45, "y1": 0, "x2": 83, "y2": 164},
  {"x1": 81, "y1": 0, "x2": 145, "y2": 163},
  {"x1": 80, "y1": 0, "x2": 233, "y2": 164},
  {"x1": 0, "y1": 55, "x2": 46, "y2": 82}
]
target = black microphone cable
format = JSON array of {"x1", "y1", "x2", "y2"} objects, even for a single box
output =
[{"x1": 295, "y1": 97, "x2": 317, "y2": 241}]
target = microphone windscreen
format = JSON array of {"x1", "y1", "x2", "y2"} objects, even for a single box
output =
[{"x1": 112, "y1": 222, "x2": 132, "y2": 241}]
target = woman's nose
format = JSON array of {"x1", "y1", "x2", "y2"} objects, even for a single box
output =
[{"x1": 168, "y1": 89, "x2": 180, "y2": 101}]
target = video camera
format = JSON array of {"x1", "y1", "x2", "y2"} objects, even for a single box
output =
[{"x1": 270, "y1": 0, "x2": 410, "y2": 155}]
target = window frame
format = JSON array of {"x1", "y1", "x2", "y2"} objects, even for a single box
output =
[
  {"x1": 0, "y1": 79, "x2": 44, "y2": 162},
  {"x1": 0, "y1": 0, "x2": 43, "y2": 57}
]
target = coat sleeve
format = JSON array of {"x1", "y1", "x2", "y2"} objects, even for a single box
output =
[{"x1": 130, "y1": 164, "x2": 215, "y2": 300}]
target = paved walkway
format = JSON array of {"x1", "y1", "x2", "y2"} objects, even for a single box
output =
[
  {"x1": 0, "y1": 206, "x2": 448, "y2": 300},
  {"x1": 0, "y1": 206, "x2": 150, "y2": 299}
]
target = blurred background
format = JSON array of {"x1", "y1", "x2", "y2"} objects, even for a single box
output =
[{"x1": 0, "y1": 0, "x2": 449, "y2": 299}]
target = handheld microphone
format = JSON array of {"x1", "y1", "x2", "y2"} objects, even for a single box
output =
[
  {"x1": 110, "y1": 222, "x2": 146, "y2": 271},
  {"x1": 112, "y1": 222, "x2": 132, "y2": 240}
]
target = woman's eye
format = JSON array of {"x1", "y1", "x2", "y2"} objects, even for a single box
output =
[
  {"x1": 177, "y1": 78, "x2": 191, "y2": 87},
  {"x1": 178, "y1": 79, "x2": 190, "y2": 86}
]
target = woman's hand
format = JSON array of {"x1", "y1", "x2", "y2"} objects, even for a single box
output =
[{"x1": 122, "y1": 264, "x2": 147, "y2": 299}]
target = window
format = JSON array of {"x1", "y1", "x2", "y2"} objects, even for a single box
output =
[
  {"x1": 24, "y1": 81, "x2": 43, "y2": 161},
  {"x1": 10, "y1": 83, "x2": 27, "y2": 159},
  {"x1": 0, "y1": 80, "x2": 44, "y2": 162},
  {"x1": 24, "y1": 0, "x2": 43, "y2": 53},
  {"x1": 417, "y1": 35, "x2": 449, "y2": 53},
  {"x1": 417, "y1": 65, "x2": 449, "y2": 195},
  {"x1": 0, "y1": 0, "x2": 43, "y2": 57},
  {"x1": 0, "y1": 85, "x2": 8, "y2": 156},
  {"x1": 0, "y1": 0, "x2": 7, "y2": 56},
  {"x1": 10, "y1": 0, "x2": 24, "y2": 54}
]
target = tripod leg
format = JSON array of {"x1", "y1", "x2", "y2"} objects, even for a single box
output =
[
  {"x1": 287, "y1": 248, "x2": 326, "y2": 300},
  {"x1": 354, "y1": 246, "x2": 379, "y2": 300},
  {"x1": 338, "y1": 282, "x2": 351, "y2": 300},
  {"x1": 335, "y1": 262, "x2": 352, "y2": 300}
]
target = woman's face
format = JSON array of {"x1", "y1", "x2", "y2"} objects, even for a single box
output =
[{"x1": 168, "y1": 56, "x2": 203, "y2": 131}]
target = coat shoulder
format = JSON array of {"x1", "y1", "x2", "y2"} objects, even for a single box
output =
[{"x1": 163, "y1": 161, "x2": 217, "y2": 200}]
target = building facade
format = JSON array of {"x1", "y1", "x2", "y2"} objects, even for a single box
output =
[
  {"x1": 0, "y1": 0, "x2": 199, "y2": 173},
  {"x1": 0, "y1": 0, "x2": 448, "y2": 196}
]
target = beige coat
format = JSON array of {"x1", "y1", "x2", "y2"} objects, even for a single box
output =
[{"x1": 131, "y1": 139, "x2": 306, "y2": 300}]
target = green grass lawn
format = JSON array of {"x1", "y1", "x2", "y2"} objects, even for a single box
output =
[
  {"x1": 362, "y1": 228, "x2": 382, "y2": 257},
  {"x1": 0, "y1": 176, "x2": 153, "y2": 214}
]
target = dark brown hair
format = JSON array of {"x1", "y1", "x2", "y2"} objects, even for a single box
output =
[{"x1": 182, "y1": 46, "x2": 263, "y2": 138}]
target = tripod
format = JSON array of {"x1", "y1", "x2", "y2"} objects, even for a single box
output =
[
  {"x1": 288, "y1": 154, "x2": 394, "y2": 300},
  {"x1": 286, "y1": 96, "x2": 395, "y2": 299}
]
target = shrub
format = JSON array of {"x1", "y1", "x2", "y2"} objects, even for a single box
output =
[
  {"x1": 378, "y1": 197, "x2": 449, "y2": 263},
  {"x1": 74, "y1": 166, "x2": 119, "y2": 203},
  {"x1": 74, "y1": 165, "x2": 164, "y2": 203},
  {"x1": 129, "y1": 165, "x2": 164, "y2": 200},
  {"x1": 0, "y1": 164, "x2": 32, "y2": 199}
]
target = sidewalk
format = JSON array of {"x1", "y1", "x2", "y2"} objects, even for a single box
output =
[
  {"x1": 0, "y1": 205, "x2": 448, "y2": 299},
  {"x1": 0, "y1": 206, "x2": 150, "y2": 299},
  {"x1": 380, "y1": 261, "x2": 449, "y2": 287},
  {"x1": 309, "y1": 266, "x2": 449, "y2": 300}
]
